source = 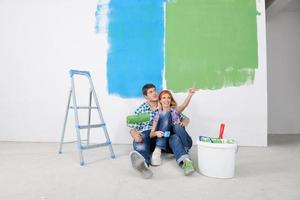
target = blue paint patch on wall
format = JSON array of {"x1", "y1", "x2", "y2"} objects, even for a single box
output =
[{"x1": 107, "y1": 0, "x2": 164, "y2": 98}]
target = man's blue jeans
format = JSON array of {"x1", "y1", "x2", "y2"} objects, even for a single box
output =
[
  {"x1": 133, "y1": 111, "x2": 193, "y2": 165},
  {"x1": 132, "y1": 129, "x2": 152, "y2": 165}
]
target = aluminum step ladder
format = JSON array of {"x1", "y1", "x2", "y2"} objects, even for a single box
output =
[{"x1": 59, "y1": 69, "x2": 115, "y2": 165}]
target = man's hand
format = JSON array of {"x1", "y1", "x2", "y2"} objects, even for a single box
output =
[
  {"x1": 130, "y1": 129, "x2": 143, "y2": 143},
  {"x1": 133, "y1": 132, "x2": 142, "y2": 143},
  {"x1": 175, "y1": 118, "x2": 189, "y2": 127}
]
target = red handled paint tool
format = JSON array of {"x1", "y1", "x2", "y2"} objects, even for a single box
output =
[{"x1": 218, "y1": 123, "x2": 225, "y2": 139}]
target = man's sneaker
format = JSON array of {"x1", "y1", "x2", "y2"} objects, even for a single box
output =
[
  {"x1": 182, "y1": 158, "x2": 195, "y2": 176},
  {"x1": 151, "y1": 148, "x2": 162, "y2": 166},
  {"x1": 129, "y1": 151, "x2": 153, "y2": 179}
]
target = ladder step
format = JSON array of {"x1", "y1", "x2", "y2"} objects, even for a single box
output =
[
  {"x1": 77, "y1": 123, "x2": 106, "y2": 129},
  {"x1": 62, "y1": 139, "x2": 88, "y2": 144},
  {"x1": 81, "y1": 142, "x2": 111, "y2": 150},
  {"x1": 69, "y1": 106, "x2": 98, "y2": 109}
]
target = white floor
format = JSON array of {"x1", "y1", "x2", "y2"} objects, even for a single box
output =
[{"x1": 0, "y1": 134, "x2": 299, "y2": 200}]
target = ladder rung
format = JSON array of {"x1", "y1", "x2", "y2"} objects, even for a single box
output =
[
  {"x1": 78, "y1": 123, "x2": 106, "y2": 129},
  {"x1": 69, "y1": 106, "x2": 98, "y2": 109},
  {"x1": 62, "y1": 139, "x2": 88, "y2": 144},
  {"x1": 81, "y1": 142, "x2": 111, "y2": 150}
]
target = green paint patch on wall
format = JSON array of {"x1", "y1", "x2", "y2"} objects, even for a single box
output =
[{"x1": 165, "y1": 0, "x2": 258, "y2": 92}]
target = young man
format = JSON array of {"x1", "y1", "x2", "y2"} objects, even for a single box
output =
[{"x1": 129, "y1": 83, "x2": 195, "y2": 179}]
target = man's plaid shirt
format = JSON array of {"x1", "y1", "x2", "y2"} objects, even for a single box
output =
[{"x1": 130, "y1": 102, "x2": 185, "y2": 133}]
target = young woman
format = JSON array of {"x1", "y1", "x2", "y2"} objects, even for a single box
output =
[{"x1": 150, "y1": 87, "x2": 196, "y2": 168}]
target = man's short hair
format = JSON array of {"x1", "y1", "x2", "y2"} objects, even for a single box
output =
[{"x1": 142, "y1": 83, "x2": 156, "y2": 96}]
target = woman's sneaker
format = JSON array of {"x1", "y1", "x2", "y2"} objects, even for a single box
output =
[
  {"x1": 151, "y1": 148, "x2": 162, "y2": 166},
  {"x1": 182, "y1": 158, "x2": 195, "y2": 176},
  {"x1": 129, "y1": 151, "x2": 153, "y2": 179}
]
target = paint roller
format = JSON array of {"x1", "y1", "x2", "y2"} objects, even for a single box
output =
[{"x1": 126, "y1": 113, "x2": 150, "y2": 124}]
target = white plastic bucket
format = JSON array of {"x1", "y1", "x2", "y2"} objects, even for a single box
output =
[{"x1": 197, "y1": 140, "x2": 238, "y2": 178}]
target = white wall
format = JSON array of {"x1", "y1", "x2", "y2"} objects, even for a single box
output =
[
  {"x1": 267, "y1": 0, "x2": 300, "y2": 134},
  {"x1": 0, "y1": 0, "x2": 268, "y2": 146}
]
